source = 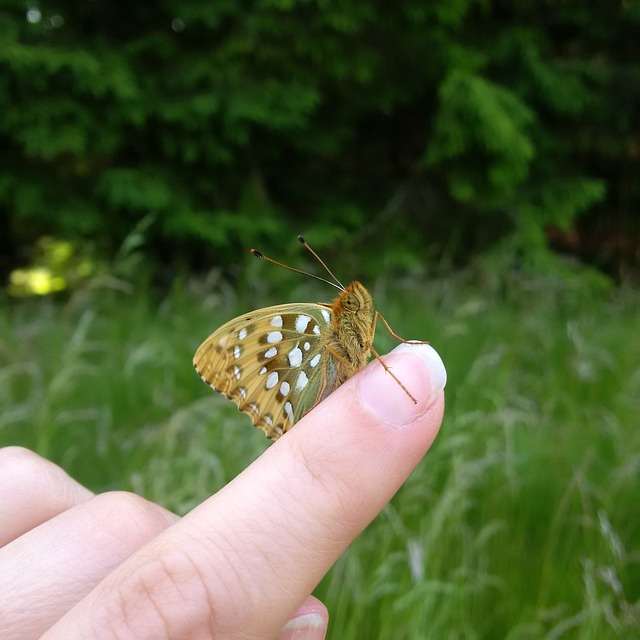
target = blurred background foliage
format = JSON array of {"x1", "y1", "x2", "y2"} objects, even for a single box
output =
[
  {"x1": 1, "y1": 0, "x2": 639, "y2": 292},
  {"x1": 2, "y1": 3, "x2": 640, "y2": 637}
]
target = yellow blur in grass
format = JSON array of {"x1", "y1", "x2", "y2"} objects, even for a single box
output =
[
  {"x1": 7, "y1": 237, "x2": 94, "y2": 297},
  {"x1": 9, "y1": 267, "x2": 67, "y2": 296}
]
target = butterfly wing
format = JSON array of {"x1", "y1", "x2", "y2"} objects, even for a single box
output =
[{"x1": 193, "y1": 303, "x2": 337, "y2": 439}]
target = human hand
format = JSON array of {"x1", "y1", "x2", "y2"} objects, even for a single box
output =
[{"x1": 0, "y1": 343, "x2": 446, "y2": 639}]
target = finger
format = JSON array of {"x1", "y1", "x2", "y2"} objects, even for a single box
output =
[
  {"x1": 44, "y1": 343, "x2": 446, "y2": 640},
  {"x1": 280, "y1": 595, "x2": 328, "y2": 640},
  {"x1": 0, "y1": 447, "x2": 94, "y2": 547},
  {"x1": 0, "y1": 491, "x2": 178, "y2": 639}
]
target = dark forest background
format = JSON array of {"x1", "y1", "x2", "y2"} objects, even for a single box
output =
[{"x1": 1, "y1": 0, "x2": 639, "y2": 288}]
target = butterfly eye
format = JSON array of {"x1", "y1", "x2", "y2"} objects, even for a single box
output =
[{"x1": 342, "y1": 293, "x2": 360, "y2": 312}]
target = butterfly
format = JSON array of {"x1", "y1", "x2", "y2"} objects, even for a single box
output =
[{"x1": 193, "y1": 236, "x2": 426, "y2": 439}]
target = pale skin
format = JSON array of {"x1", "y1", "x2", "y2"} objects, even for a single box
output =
[{"x1": 0, "y1": 344, "x2": 445, "y2": 639}]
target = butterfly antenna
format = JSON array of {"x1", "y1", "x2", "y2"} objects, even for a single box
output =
[
  {"x1": 297, "y1": 235, "x2": 346, "y2": 290},
  {"x1": 251, "y1": 248, "x2": 344, "y2": 291}
]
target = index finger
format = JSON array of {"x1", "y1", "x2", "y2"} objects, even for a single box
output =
[{"x1": 45, "y1": 343, "x2": 446, "y2": 639}]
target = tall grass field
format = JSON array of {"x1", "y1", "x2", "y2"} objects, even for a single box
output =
[{"x1": 1, "y1": 264, "x2": 638, "y2": 639}]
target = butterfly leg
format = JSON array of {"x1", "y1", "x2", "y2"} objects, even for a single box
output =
[
  {"x1": 324, "y1": 344, "x2": 353, "y2": 368},
  {"x1": 369, "y1": 345, "x2": 419, "y2": 404},
  {"x1": 373, "y1": 311, "x2": 429, "y2": 345},
  {"x1": 324, "y1": 342, "x2": 417, "y2": 404},
  {"x1": 370, "y1": 312, "x2": 429, "y2": 404}
]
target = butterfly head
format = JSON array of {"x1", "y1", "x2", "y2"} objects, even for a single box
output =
[{"x1": 331, "y1": 280, "x2": 374, "y2": 327}]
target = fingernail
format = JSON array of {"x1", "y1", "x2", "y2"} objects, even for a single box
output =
[
  {"x1": 359, "y1": 343, "x2": 447, "y2": 426},
  {"x1": 280, "y1": 612, "x2": 327, "y2": 640}
]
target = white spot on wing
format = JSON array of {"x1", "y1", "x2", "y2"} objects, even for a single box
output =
[
  {"x1": 233, "y1": 345, "x2": 241, "y2": 359},
  {"x1": 238, "y1": 328, "x2": 248, "y2": 340},
  {"x1": 259, "y1": 366, "x2": 267, "y2": 375},
  {"x1": 284, "y1": 401, "x2": 294, "y2": 423},
  {"x1": 313, "y1": 325, "x2": 321, "y2": 336},
  {"x1": 266, "y1": 371, "x2": 279, "y2": 389},
  {"x1": 280, "y1": 381, "x2": 290, "y2": 396},
  {"x1": 303, "y1": 341, "x2": 310, "y2": 351},
  {"x1": 321, "y1": 308, "x2": 331, "y2": 324},
  {"x1": 310, "y1": 353, "x2": 321, "y2": 368},
  {"x1": 238, "y1": 387, "x2": 247, "y2": 398},
  {"x1": 295, "y1": 370, "x2": 309, "y2": 392},
  {"x1": 288, "y1": 347, "x2": 303, "y2": 367},
  {"x1": 270, "y1": 316, "x2": 283, "y2": 327},
  {"x1": 233, "y1": 365, "x2": 241, "y2": 380},
  {"x1": 295, "y1": 315, "x2": 311, "y2": 333},
  {"x1": 264, "y1": 346, "x2": 278, "y2": 359},
  {"x1": 267, "y1": 331, "x2": 283, "y2": 344}
]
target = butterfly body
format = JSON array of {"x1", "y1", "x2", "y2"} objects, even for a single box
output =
[
  {"x1": 193, "y1": 280, "x2": 375, "y2": 440},
  {"x1": 325, "y1": 280, "x2": 374, "y2": 381}
]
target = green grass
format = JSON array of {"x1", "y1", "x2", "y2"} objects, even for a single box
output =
[{"x1": 1, "y1": 265, "x2": 639, "y2": 639}]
